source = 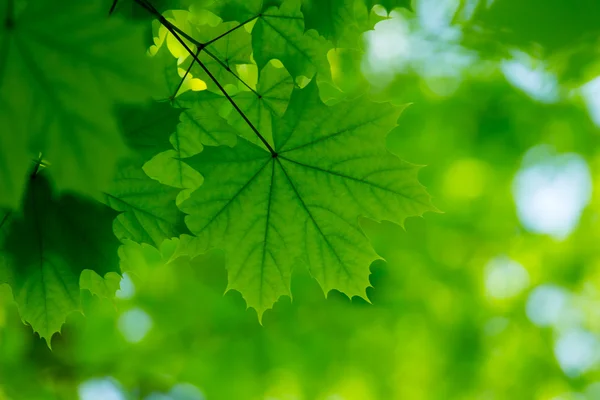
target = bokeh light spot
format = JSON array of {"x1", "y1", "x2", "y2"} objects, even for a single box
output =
[
  {"x1": 554, "y1": 329, "x2": 600, "y2": 377},
  {"x1": 501, "y1": 51, "x2": 560, "y2": 103},
  {"x1": 580, "y1": 76, "x2": 600, "y2": 127},
  {"x1": 118, "y1": 308, "x2": 152, "y2": 343},
  {"x1": 526, "y1": 284, "x2": 570, "y2": 327},
  {"x1": 78, "y1": 378, "x2": 125, "y2": 400},
  {"x1": 115, "y1": 272, "x2": 135, "y2": 300},
  {"x1": 484, "y1": 256, "x2": 530, "y2": 299},
  {"x1": 513, "y1": 145, "x2": 592, "y2": 240}
]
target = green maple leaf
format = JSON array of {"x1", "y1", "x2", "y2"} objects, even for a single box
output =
[
  {"x1": 253, "y1": 0, "x2": 332, "y2": 80},
  {"x1": 79, "y1": 270, "x2": 122, "y2": 300},
  {"x1": 208, "y1": 0, "x2": 283, "y2": 22},
  {"x1": 144, "y1": 91, "x2": 238, "y2": 202},
  {"x1": 301, "y1": 0, "x2": 357, "y2": 46},
  {"x1": 105, "y1": 165, "x2": 189, "y2": 247},
  {"x1": 0, "y1": 174, "x2": 120, "y2": 345},
  {"x1": 0, "y1": 0, "x2": 156, "y2": 209},
  {"x1": 178, "y1": 80, "x2": 436, "y2": 317},
  {"x1": 119, "y1": 102, "x2": 181, "y2": 165},
  {"x1": 229, "y1": 62, "x2": 294, "y2": 145},
  {"x1": 105, "y1": 102, "x2": 191, "y2": 247},
  {"x1": 301, "y1": 0, "x2": 394, "y2": 47},
  {"x1": 366, "y1": 0, "x2": 412, "y2": 12},
  {"x1": 186, "y1": 21, "x2": 253, "y2": 92}
]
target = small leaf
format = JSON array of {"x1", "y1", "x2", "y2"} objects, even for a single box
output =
[
  {"x1": 80, "y1": 270, "x2": 121, "y2": 300},
  {"x1": 365, "y1": 0, "x2": 412, "y2": 13}
]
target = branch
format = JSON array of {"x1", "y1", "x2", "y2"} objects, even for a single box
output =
[
  {"x1": 170, "y1": 48, "x2": 200, "y2": 100},
  {"x1": 140, "y1": 0, "x2": 259, "y2": 98},
  {"x1": 202, "y1": 47, "x2": 260, "y2": 96},
  {"x1": 170, "y1": 27, "x2": 276, "y2": 154},
  {"x1": 203, "y1": 15, "x2": 259, "y2": 47},
  {"x1": 136, "y1": 0, "x2": 203, "y2": 48},
  {"x1": 109, "y1": 0, "x2": 119, "y2": 15},
  {"x1": 0, "y1": 211, "x2": 10, "y2": 231},
  {"x1": 134, "y1": 0, "x2": 276, "y2": 155}
]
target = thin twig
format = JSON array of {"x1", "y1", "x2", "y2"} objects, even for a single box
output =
[
  {"x1": 108, "y1": 0, "x2": 119, "y2": 15},
  {"x1": 0, "y1": 211, "x2": 11, "y2": 231},
  {"x1": 203, "y1": 15, "x2": 259, "y2": 47},
  {"x1": 202, "y1": 47, "x2": 260, "y2": 96},
  {"x1": 135, "y1": 0, "x2": 274, "y2": 154},
  {"x1": 30, "y1": 154, "x2": 44, "y2": 179},
  {"x1": 167, "y1": 24, "x2": 275, "y2": 154},
  {"x1": 171, "y1": 48, "x2": 201, "y2": 100}
]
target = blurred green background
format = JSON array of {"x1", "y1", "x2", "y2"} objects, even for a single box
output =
[{"x1": 2, "y1": 0, "x2": 600, "y2": 399}]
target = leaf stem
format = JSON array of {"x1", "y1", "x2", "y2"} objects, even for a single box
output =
[
  {"x1": 30, "y1": 154, "x2": 44, "y2": 179},
  {"x1": 170, "y1": 48, "x2": 200, "y2": 100},
  {"x1": 137, "y1": 0, "x2": 204, "y2": 49},
  {"x1": 0, "y1": 211, "x2": 11, "y2": 231},
  {"x1": 203, "y1": 15, "x2": 259, "y2": 47},
  {"x1": 108, "y1": 0, "x2": 119, "y2": 15}
]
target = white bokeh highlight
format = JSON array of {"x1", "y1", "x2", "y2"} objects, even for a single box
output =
[
  {"x1": 145, "y1": 383, "x2": 205, "y2": 400},
  {"x1": 484, "y1": 256, "x2": 530, "y2": 299},
  {"x1": 526, "y1": 285, "x2": 571, "y2": 327},
  {"x1": 363, "y1": 0, "x2": 477, "y2": 94},
  {"x1": 116, "y1": 272, "x2": 135, "y2": 300},
  {"x1": 118, "y1": 307, "x2": 153, "y2": 343},
  {"x1": 554, "y1": 329, "x2": 600, "y2": 377},
  {"x1": 78, "y1": 378, "x2": 125, "y2": 400},
  {"x1": 501, "y1": 51, "x2": 560, "y2": 103},
  {"x1": 580, "y1": 76, "x2": 600, "y2": 127},
  {"x1": 513, "y1": 145, "x2": 592, "y2": 240}
]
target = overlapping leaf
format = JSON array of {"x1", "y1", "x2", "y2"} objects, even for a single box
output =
[
  {"x1": 253, "y1": 0, "x2": 332, "y2": 80},
  {"x1": 187, "y1": 20, "x2": 253, "y2": 91},
  {"x1": 105, "y1": 102, "x2": 190, "y2": 246},
  {"x1": 144, "y1": 91, "x2": 238, "y2": 202},
  {"x1": 0, "y1": 0, "x2": 156, "y2": 209},
  {"x1": 229, "y1": 63, "x2": 294, "y2": 145},
  {"x1": 178, "y1": 80, "x2": 435, "y2": 316},
  {"x1": 0, "y1": 174, "x2": 121, "y2": 345}
]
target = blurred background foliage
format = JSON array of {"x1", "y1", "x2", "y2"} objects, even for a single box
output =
[{"x1": 2, "y1": 0, "x2": 600, "y2": 399}]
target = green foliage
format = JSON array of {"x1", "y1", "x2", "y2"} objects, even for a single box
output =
[
  {"x1": 0, "y1": 174, "x2": 120, "y2": 345},
  {"x1": 0, "y1": 0, "x2": 433, "y2": 343},
  {"x1": 179, "y1": 80, "x2": 434, "y2": 315},
  {"x1": 12, "y1": 0, "x2": 600, "y2": 399},
  {"x1": 0, "y1": 0, "x2": 156, "y2": 209}
]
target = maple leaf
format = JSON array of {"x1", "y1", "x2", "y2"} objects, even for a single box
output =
[
  {"x1": 178, "y1": 80, "x2": 436, "y2": 317},
  {"x1": 301, "y1": 0, "x2": 357, "y2": 46},
  {"x1": 366, "y1": 0, "x2": 412, "y2": 12},
  {"x1": 301, "y1": 0, "x2": 393, "y2": 47},
  {"x1": 0, "y1": 174, "x2": 120, "y2": 345},
  {"x1": 105, "y1": 102, "x2": 191, "y2": 247},
  {"x1": 143, "y1": 91, "x2": 238, "y2": 202},
  {"x1": 0, "y1": 0, "x2": 156, "y2": 209},
  {"x1": 208, "y1": 0, "x2": 283, "y2": 22},
  {"x1": 207, "y1": 0, "x2": 332, "y2": 81},
  {"x1": 186, "y1": 20, "x2": 253, "y2": 92},
  {"x1": 253, "y1": 0, "x2": 332, "y2": 80},
  {"x1": 229, "y1": 62, "x2": 295, "y2": 145}
]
